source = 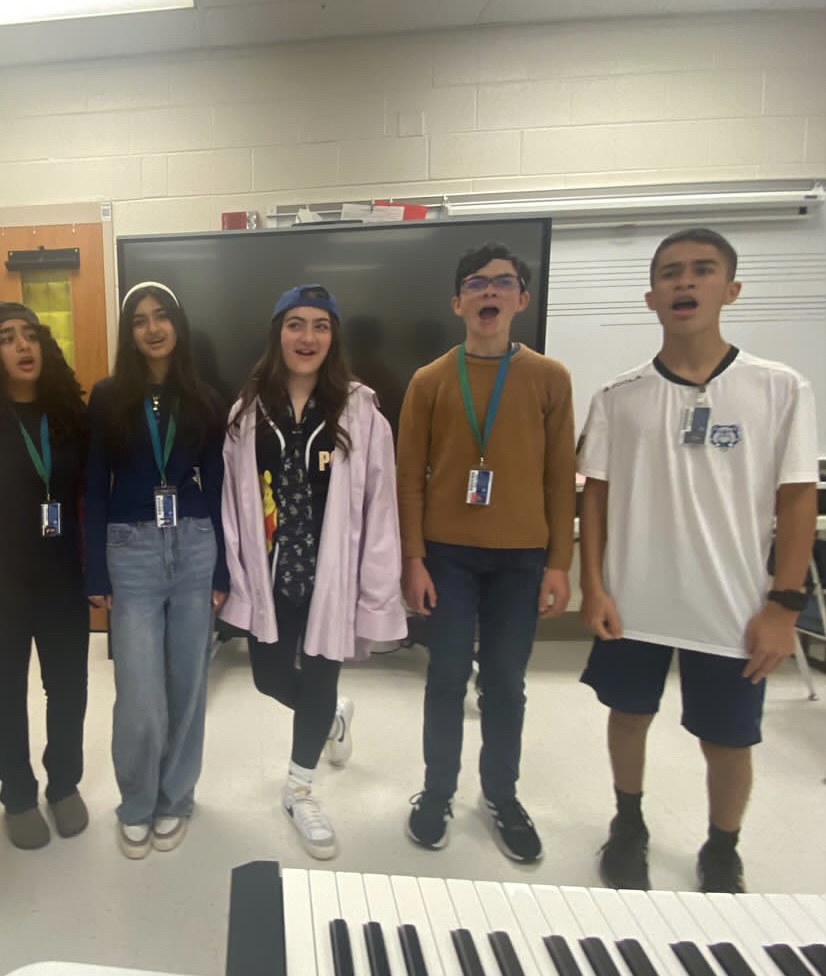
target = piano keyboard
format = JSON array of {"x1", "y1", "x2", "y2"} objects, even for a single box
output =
[{"x1": 225, "y1": 860, "x2": 826, "y2": 976}]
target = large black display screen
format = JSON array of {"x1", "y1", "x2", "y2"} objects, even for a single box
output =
[{"x1": 117, "y1": 217, "x2": 552, "y2": 435}]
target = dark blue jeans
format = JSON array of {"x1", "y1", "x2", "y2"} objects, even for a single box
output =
[{"x1": 422, "y1": 542, "x2": 545, "y2": 804}]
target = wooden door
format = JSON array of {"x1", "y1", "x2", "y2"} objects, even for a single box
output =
[{"x1": 0, "y1": 222, "x2": 110, "y2": 631}]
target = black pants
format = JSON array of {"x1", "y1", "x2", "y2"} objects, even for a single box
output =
[
  {"x1": 248, "y1": 592, "x2": 341, "y2": 770},
  {"x1": 0, "y1": 566, "x2": 89, "y2": 814}
]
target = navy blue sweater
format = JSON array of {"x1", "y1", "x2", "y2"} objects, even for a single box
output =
[{"x1": 84, "y1": 378, "x2": 229, "y2": 596}]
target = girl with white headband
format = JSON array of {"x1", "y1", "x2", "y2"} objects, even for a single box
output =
[{"x1": 85, "y1": 281, "x2": 228, "y2": 859}]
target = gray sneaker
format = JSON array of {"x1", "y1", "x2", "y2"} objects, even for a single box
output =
[
  {"x1": 6, "y1": 807, "x2": 50, "y2": 850},
  {"x1": 282, "y1": 786, "x2": 337, "y2": 860}
]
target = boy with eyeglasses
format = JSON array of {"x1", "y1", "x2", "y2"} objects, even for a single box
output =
[
  {"x1": 396, "y1": 241, "x2": 576, "y2": 861},
  {"x1": 578, "y1": 227, "x2": 817, "y2": 893}
]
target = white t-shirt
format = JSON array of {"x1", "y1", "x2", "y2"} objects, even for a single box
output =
[{"x1": 577, "y1": 348, "x2": 818, "y2": 658}]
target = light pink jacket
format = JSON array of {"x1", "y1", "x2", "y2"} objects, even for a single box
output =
[{"x1": 219, "y1": 383, "x2": 407, "y2": 660}]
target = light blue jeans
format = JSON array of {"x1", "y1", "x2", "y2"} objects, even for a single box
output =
[{"x1": 106, "y1": 517, "x2": 216, "y2": 825}]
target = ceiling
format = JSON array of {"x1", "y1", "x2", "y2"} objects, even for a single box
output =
[{"x1": 1, "y1": 0, "x2": 825, "y2": 68}]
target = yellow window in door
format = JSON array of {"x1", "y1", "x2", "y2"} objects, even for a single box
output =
[{"x1": 22, "y1": 271, "x2": 74, "y2": 367}]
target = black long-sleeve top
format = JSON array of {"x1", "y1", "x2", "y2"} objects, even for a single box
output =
[{"x1": 0, "y1": 398, "x2": 85, "y2": 588}]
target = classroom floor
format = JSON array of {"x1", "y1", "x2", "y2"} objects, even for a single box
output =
[{"x1": 0, "y1": 634, "x2": 824, "y2": 976}]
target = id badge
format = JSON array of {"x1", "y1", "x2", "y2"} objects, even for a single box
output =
[
  {"x1": 154, "y1": 486, "x2": 178, "y2": 528},
  {"x1": 680, "y1": 406, "x2": 711, "y2": 446},
  {"x1": 40, "y1": 501, "x2": 62, "y2": 538},
  {"x1": 466, "y1": 467, "x2": 493, "y2": 506}
]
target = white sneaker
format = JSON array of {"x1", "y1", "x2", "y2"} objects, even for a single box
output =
[
  {"x1": 118, "y1": 822, "x2": 151, "y2": 860},
  {"x1": 151, "y1": 816, "x2": 188, "y2": 852},
  {"x1": 282, "y1": 786, "x2": 337, "y2": 860},
  {"x1": 325, "y1": 697, "x2": 354, "y2": 766}
]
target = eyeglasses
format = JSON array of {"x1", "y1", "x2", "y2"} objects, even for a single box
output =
[{"x1": 459, "y1": 274, "x2": 524, "y2": 294}]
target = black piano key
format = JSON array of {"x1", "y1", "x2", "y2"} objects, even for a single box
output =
[
  {"x1": 580, "y1": 936, "x2": 624, "y2": 976},
  {"x1": 364, "y1": 920, "x2": 393, "y2": 976},
  {"x1": 489, "y1": 930, "x2": 527, "y2": 976},
  {"x1": 765, "y1": 944, "x2": 815, "y2": 976},
  {"x1": 451, "y1": 928, "x2": 487, "y2": 976},
  {"x1": 399, "y1": 922, "x2": 430, "y2": 976},
  {"x1": 330, "y1": 918, "x2": 356, "y2": 976},
  {"x1": 710, "y1": 942, "x2": 758, "y2": 976},
  {"x1": 617, "y1": 937, "x2": 662, "y2": 976},
  {"x1": 800, "y1": 945, "x2": 826, "y2": 976},
  {"x1": 226, "y1": 860, "x2": 287, "y2": 976},
  {"x1": 544, "y1": 933, "x2": 585, "y2": 976},
  {"x1": 671, "y1": 941, "x2": 719, "y2": 976}
]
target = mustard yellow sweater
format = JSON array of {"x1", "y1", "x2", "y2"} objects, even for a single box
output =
[{"x1": 397, "y1": 344, "x2": 576, "y2": 571}]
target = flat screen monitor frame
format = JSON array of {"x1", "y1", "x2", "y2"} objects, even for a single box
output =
[{"x1": 116, "y1": 216, "x2": 553, "y2": 433}]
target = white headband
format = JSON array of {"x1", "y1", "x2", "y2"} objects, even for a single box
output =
[{"x1": 121, "y1": 281, "x2": 179, "y2": 313}]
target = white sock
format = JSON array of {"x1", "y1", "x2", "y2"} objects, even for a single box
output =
[{"x1": 287, "y1": 761, "x2": 314, "y2": 797}]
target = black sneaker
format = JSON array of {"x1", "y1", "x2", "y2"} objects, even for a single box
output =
[
  {"x1": 481, "y1": 795, "x2": 543, "y2": 863},
  {"x1": 697, "y1": 842, "x2": 746, "y2": 893},
  {"x1": 407, "y1": 791, "x2": 452, "y2": 849},
  {"x1": 599, "y1": 816, "x2": 651, "y2": 890}
]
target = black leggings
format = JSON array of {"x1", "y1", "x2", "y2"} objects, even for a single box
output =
[
  {"x1": 0, "y1": 567, "x2": 89, "y2": 814},
  {"x1": 247, "y1": 592, "x2": 341, "y2": 769}
]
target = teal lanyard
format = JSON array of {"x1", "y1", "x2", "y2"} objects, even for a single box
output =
[
  {"x1": 456, "y1": 344, "x2": 513, "y2": 465},
  {"x1": 144, "y1": 396, "x2": 178, "y2": 487},
  {"x1": 16, "y1": 412, "x2": 52, "y2": 500}
]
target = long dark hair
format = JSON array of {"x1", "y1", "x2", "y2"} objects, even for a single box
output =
[
  {"x1": 106, "y1": 284, "x2": 223, "y2": 456},
  {"x1": 231, "y1": 308, "x2": 353, "y2": 455},
  {"x1": 0, "y1": 307, "x2": 87, "y2": 449}
]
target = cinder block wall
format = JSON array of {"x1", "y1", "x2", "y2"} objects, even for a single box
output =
[{"x1": 0, "y1": 10, "x2": 821, "y2": 238}]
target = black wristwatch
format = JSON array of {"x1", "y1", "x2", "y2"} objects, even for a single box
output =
[{"x1": 767, "y1": 589, "x2": 808, "y2": 612}]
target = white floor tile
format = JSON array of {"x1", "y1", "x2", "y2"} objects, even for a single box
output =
[{"x1": 0, "y1": 635, "x2": 824, "y2": 975}]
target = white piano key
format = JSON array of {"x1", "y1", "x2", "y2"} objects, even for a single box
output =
[
  {"x1": 532, "y1": 883, "x2": 607, "y2": 976},
  {"x1": 335, "y1": 871, "x2": 374, "y2": 976},
  {"x1": 418, "y1": 877, "x2": 466, "y2": 976},
  {"x1": 677, "y1": 892, "x2": 774, "y2": 976},
  {"x1": 734, "y1": 894, "x2": 814, "y2": 948},
  {"x1": 502, "y1": 882, "x2": 566, "y2": 976},
  {"x1": 614, "y1": 888, "x2": 703, "y2": 976},
  {"x1": 706, "y1": 893, "x2": 813, "y2": 976},
  {"x1": 590, "y1": 885, "x2": 685, "y2": 976},
  {"x1": 391, "y1": 873, "x2": 446, "y2": 976},
  {"x1": 788, "y1": 896, "x2": 826, "y2": 937},
  {"x1": 363, "y1": 873, "x2": 407, "y2": 976},
  {"x1": 446, "y1": 877, "x2": 504, "y2": 976},
  {"x1": 760, "y1": 895, "x2": 826, "y2": 948},
  {"x1": 560, "y1": 886, "x2": 638, "y2": 976},
  {"x1": 309, "y1": 869, "x2": 342, "y2": 976},
  {"x1": 282, "y1": 868, "x2": 320, "y2": 976},
  {"x1": 647, "y1": 889, "x2": 732, "y2": 976},
  {"x1": 500, "y1": 883, "x2": 561, "y2": 976},
  {"x1": 474, "y1": 879, "x2": 542, "y2": 976}
]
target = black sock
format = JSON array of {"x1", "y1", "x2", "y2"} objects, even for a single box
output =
[
  {"x1": 615, "y1": 788, "x2": 644, "y2": 826},
  {"x1": 707, "y1": 824, "x2": 739, "y2": 852}
]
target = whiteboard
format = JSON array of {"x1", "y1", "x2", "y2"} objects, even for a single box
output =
[{"x1": 544, "y1": 215, "x2": 826, "y2": 453}]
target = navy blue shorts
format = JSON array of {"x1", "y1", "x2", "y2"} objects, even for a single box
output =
[{"x1": 580, "y1": 637, "x2": 766, "y2": 748}]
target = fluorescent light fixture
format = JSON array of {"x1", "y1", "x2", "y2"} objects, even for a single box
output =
[
  {"x1": 0, "y1": 0, "x2": 194, "y2": 26},
  {"x1": 444, "y1": 185, "x2": 826, "y2": 218}
]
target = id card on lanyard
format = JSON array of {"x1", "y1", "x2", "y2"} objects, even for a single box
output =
[
  {"x1": 680, "y1": 386, "x2": 711, "y2": 446},
  {"x1": 457, "y1": 344, "x2": 513, "y2": 506},
  {"x1": 15, "y1": 411, "x2": 61, "y2": 537},
  {"x1": 145, "y1": 395, "x2": 179, "y2": 528}
]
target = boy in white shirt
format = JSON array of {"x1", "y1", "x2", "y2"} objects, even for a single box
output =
[{"x1": 577, "y1": 227, "x2": 817, "y2": 893}]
